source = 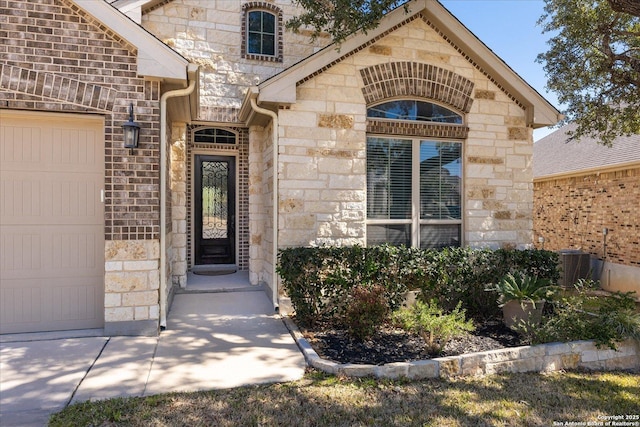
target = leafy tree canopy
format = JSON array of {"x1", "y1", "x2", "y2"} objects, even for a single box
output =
[
  {"x1": 287, "y1": 0, "x2": 639, "y2": 146},
  {"x1": 537, "y1": 0, "x2": 640, "y2": 145},
  {"x1": 286, "y1": 0, "x2": 408, "y2": 44}
]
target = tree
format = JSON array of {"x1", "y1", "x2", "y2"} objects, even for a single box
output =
[
  {"x1": 287, "y1": 0, "x2": 639, "y2": 146},
  {"x1": 537, "y1": 0, "x2": 640, "y2": 146},
  {"x1": 286, "y1": 0, "x2": 407, "y2": 44}
]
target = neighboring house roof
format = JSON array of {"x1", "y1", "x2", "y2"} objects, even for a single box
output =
[
  {"x1": 533, "y1": 124, "x2": 640, "y2": 179},
  {"x1": 74, "y1": 0, "x2": 189, "y2": 82},
  {"x1": 246, "y1": 0, "x2": 561, "y2": 128}
]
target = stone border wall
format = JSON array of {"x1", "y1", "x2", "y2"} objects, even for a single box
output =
[{"x1": 284, "y1": 318, "x2": 640, "y2": 379}]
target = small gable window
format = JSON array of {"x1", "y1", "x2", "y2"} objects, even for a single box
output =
[
  {"x1": 194, "y1": 128, "x2": 236, "y2": 145},
  {"x1": 367, "y1": 100, "x2": 462, "y2": 124},
  {"x1": 242, "y1": 3, "x2": 282, "y2": 62},
  {"x1": 248, "y1": 11, "x2": 275, "y2": 56}
]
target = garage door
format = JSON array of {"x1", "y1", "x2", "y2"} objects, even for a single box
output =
[{"x1": 0, "y1": 110, "x2": 105, "y2": 334}]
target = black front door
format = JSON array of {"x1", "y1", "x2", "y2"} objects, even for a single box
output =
[{"x1": 194, "y1": 155, "x2": 236, "y2": 265}]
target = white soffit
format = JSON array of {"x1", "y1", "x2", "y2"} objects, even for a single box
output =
[{"x1": 73, "y1": 0, "x2": 188, "y2": 82}]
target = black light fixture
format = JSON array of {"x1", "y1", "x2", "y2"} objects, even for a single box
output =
[{"x1": 122, "y1": 103, "x2": 140, "y2": 150}]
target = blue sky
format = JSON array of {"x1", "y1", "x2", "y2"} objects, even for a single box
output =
[{"x1": 439, "y1": 0, "x2": 559, "y2": 140}]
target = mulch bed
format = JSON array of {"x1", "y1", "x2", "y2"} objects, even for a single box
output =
[{"x1": 300, "y1": 320, "x2": 523, "y2": 365}]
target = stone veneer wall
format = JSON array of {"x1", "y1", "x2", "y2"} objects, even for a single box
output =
[
  {"x1": 0, "y1": 0, "x2": 166, "y2": 335},
  {"x1": 141, "y1": 0, "x2": 328, "y2": 123},
  {"x1": 248, "y1": 123, "x2": 275, "y2": 291},
  {"x1": 275, "y1": 17, "x2": 534, "y2": 251},
  {"x1": 104, "y1": 241, "x2": 160, "y2": 335}
]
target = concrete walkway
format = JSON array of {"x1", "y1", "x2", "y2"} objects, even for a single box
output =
[{"x1": 0, "y1": 289, "x2": 306, "y2": 427}]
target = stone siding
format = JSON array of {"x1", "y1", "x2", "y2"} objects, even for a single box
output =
[
  {"x1": 287, "y1": 317, "x2": 640, "y2": 379},
  {"x1": 104, "y1": 240, "x2": 160, "y2": 335},
  {"x1": 275, "y1": 17, "x2": 533, "y2": 250},
  {"x1": 248, "y1": 123, "x2": 275, "y2": 291},
  {"x1": 141, "y1": 0, "x2": 328, "y2": 123}
]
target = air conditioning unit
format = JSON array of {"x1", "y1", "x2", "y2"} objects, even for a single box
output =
[{"x1": 558, "y1": 250, "x2": 591, "y2": 288}]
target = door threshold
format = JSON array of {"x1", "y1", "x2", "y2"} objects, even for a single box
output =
[{"x1": 191, "y1": 264, "x2": 237, "y2": 273}]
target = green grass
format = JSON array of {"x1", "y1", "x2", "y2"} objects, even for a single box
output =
[{"x1": 50, "y1": 370, "x2": 639, "y2": 426}]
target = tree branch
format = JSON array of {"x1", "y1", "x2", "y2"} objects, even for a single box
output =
[{"x1": 607, "y1": 0, "x2": 640, "y2": 17}]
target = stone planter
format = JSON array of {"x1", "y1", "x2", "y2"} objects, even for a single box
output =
[{"x1": 502, "y1": 300, "x2": 545, "y2": 329}]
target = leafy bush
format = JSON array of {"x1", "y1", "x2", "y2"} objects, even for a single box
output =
[
  {"x1": 276, "y1": 245, "x2": 560, "y2": 326},
  {"x1": 392, "y1": 300, "x2": 475, "y2": 353},
  {"x1": 516, "y1": 289, "x2": 640, "y2": 349},
  {"x1": 344, "y1": 285, "x2": 389, "y2": 341},
  {"x1": 420, "y1": 248, "x2": 560, "y2": 320}
]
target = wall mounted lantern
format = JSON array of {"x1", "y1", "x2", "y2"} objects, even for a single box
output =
[{"x1": 122, "y1": 103, "x2": 141, "y2": 150}]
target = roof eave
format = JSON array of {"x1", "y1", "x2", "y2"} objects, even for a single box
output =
[
  {"x1": 534, "y1": 160, "x2": 640, "y2": 182},
  {"x1": 258, "y1": 0, "x2": 562, "y2": 127},
  {"x1": 73, "y1": 0, "x2": 189, "y2": 83}
]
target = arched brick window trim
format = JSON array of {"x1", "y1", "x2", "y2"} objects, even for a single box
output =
[
  {"x1": 360, "y1": 62, "x2": 474, "y2": 113},
  {"x1": 361, "y1": 62, "x2": 473, "y2": 139},
  {"x1": 241, "y1": 2, "x2": 283, "y2": 62}
]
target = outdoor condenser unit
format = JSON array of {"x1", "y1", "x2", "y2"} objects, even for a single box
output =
[{"x1": 558, "y1": 250, "x2": 591, "y2": 288}]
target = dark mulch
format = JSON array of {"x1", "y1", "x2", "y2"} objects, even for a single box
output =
[{"x1": 300, "y1": 320, "x2": 523, "y2": 365}]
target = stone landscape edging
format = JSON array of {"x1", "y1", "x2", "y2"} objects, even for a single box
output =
[{"x1": 282, "y1": 317, "x2": 640, "y2": 379}]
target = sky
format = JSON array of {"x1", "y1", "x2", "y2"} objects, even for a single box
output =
[{"x1": 439, "y1": 0, "x2": 560, "y2": 141}]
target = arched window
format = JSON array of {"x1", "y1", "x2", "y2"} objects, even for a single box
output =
[
  {"x1": 194, "y1": 128, "x2": 236, "y2": 144},
  {"x1": 242, "y1": 3, "x2": 282, "y2": 61},
  {"x1": 366, "y1": 101, "x2": 463, "y2": 249},
  {"x1": 367, "y1": 100, "x2": 462, "y2": 124},
  {"x1": 247, "y1": 10, "x2": 275, "y2": 56}
]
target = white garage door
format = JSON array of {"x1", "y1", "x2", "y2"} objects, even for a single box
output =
[{"x1": 0, "y1": 110, "x2": 105, "y2": 334}]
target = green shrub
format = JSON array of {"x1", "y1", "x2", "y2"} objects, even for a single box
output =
[
  {"x1": 516, "y1": 290, "x2": 640, "y2": 349},
  {"x1": 276, "y1": 245, "x2": 560, "y2": 327},
  {"x1": 392, "y1": 300, "x2": 475, "y2": 353},
  {"x1": 487, "y1": 272, "x2": 558, "y2": 306},
  {"x1": 344, "y1": 285, "x2": 389, "y2": 341}
]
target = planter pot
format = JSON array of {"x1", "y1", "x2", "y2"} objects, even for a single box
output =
[{"x1": 502, "y1": 300, "x2": 545, "y2": 329}]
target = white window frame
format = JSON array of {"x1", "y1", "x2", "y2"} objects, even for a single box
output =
[{"x1": 365, "y1": 137, "x2": 464, "y2": 249}]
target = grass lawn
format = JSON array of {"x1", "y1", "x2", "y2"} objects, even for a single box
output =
[{"x1": 50, "y1": 370, "x2": 639, "y2": 426}]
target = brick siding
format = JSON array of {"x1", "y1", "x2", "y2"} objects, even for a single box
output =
[
  {"x1": 534, "y1": 167, "x2": 640, "y2": 267},
  {"x1": 0, "y1": 0, "x2": 162, "y2": 241}
]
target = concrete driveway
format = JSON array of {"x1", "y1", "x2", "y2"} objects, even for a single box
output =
[{"x1": 0, "y1": 290, "x2": 306, "y2": 427}]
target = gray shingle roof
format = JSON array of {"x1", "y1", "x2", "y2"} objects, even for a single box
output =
[{"x1": 533, "y1": 124, "x2": 640, "y2": 178}]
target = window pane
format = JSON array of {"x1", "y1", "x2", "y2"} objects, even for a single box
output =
[
  {"x1": 248, "y1": 11, "x2": 261, "y2": 31},
  {"x1": 262, "y1": 13, "x2": 275, "y2": 33},
  {"x1": 367, "y1": 224, "x2": 411, "y2": 247},
  {"x1": 367, "y1": 137, "x2": 412, "y2": 220},
  {"x1": 247, "y1": 11, "x2": 276, "y2": 56},
  {"x1": 420, "y1": 224, "x2": 461, "y2": 249},
  {"x1": 367, "y1": 100, "x2": 462, "y2": 124},
  {"x1": 420, "y1": 141, "x2": 461, "y2": 220},
  {"x1": 194, "y1": 128, "x2": 236, "y2": 144},
  {"x1": 262, "y1": 34, "x2": 275, "y2": 55}
]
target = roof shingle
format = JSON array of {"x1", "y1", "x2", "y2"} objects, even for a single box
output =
[{"x1": 533, "y1": 124, "x2": 640, "y2": 178}]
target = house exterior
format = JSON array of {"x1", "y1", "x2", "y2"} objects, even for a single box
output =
[
  {"x1": 533, "y1": 125, "x2": 640, "y2": 296},
  {"x1": 0, "y1": 0, "x2": 560, "y2": 336}
]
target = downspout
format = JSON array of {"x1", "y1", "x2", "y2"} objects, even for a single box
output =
[
  {"x1": 249, "y1": 97, "x2": 279, "y2": 309},
  {"x1": 159, "y1": 66, "x2": 198, "y2": 329}
]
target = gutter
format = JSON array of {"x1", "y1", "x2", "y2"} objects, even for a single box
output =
[
  {"x1": 159, "y1": 64, "x2": 199, "y2": 329},
  {"x1": 249, "y1": 97, "x2": 279, "y2": 309}
]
